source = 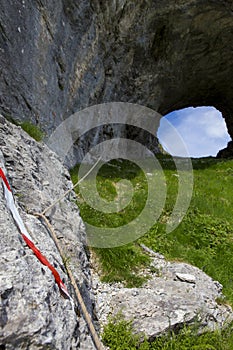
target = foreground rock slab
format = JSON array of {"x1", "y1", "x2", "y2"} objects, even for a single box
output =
[
  {"x1": 93, "y1": 252, "x2": 233, "y2": 341},
  {"x1": 0, "y1": 117, "x2": 96, "y2": 349}
]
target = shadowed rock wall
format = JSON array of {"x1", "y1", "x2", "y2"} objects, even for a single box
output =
[{"x1": 0, "y1": 0, "x2": 233, "y2": 155}]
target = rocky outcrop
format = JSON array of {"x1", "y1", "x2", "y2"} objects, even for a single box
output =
[
  {"x1": 0, "y1": 117, "x2": 96, "y2": 349},
  {"x1": 0, "y1": 0, "x2": 233, "y2": 159},
  {"x1": 93, "y1": 249, "x2": 233, "y2": 340}
]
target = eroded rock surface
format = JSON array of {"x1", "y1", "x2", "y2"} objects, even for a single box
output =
[
  {"x1": 92, "y1": 250, "x2": 233, "y2": 341},
  {"x1": 0, "y1": 117, "x2": 96, "y2": 349}
]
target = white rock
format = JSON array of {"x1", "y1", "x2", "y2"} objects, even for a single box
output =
[
  {"x1": 92, "y1": 257, "x2": 233, "y2": 339},
  {"x1": 176, "y1": 273, "x2": 196, "y2": 284}
]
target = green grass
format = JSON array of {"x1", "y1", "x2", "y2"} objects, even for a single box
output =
[
  {"x1": 70, "y1": 156, "x2": 233, "y2": 348},
  {"x1": 70, "y1": 157, "x2": 233, "y2": 297},
  {"x1": 71, "y1": 160, "x2": 148, "y2": 228},
  {"x1": 102, "y1": 314, "x2": 233, "y2": 350},
  {"x1": 93, "y1": 244, "x2": 150, "y2": 287},
  {"x1": 138, "y1": 157, "x2": 233, "y2": 303},
  {"x1": 2, "y1": 114, "x2": 44, "y2": 142},
  {"x1": 20, "y1": 121, "x2": 44, "y2": 141},
  {"x1": 70, "y1": 159, "x2": 151, "y2": 287}
]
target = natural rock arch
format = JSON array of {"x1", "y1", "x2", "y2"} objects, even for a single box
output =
[
  {"x1": 158, "y1": 106, "x2": 232, "y2": 158},
  {"x1": 0, "y1": 0, "x2": 233, "y2": 156}
]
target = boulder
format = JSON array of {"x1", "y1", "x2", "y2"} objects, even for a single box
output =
[{"x1": 92, "y1": 251, "x2": 233, "y2": 341}]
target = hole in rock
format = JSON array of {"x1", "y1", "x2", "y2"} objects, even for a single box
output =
[{"x1": 157, "y1": 106, "x2": 231, "y2": 158}]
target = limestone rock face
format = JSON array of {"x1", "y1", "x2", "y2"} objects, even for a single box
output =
[
  {"x1": 0, "y1": 117, "x2": 96, "y2": 349},
  {"x1": 0, "y1": 0, "x2": 233, "y2": 158},
  {"x1": 93, "y1": 252, "x2": 233, "y2": 341}
]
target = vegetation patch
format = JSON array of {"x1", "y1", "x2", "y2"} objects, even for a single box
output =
[
  {"x1": 102, "y1": 314, "x2": 233, "y2": 349},
  {"x1": 20, "y1": 121, "x2": 44, "y2": 141},
  {"x1": 2, "y1": 114, "x2": 44, "y2": 142},
  {"x1": 70, "y1": 156, "x2": 233, "y2": 348}
]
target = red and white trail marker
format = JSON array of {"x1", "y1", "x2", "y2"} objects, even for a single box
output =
[{"x1": 0, "y1": 167, "x2": 72, "y2": 300}]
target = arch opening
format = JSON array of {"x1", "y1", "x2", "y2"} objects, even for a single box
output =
[{"x1": 157, "y1": 106, "x2": 231, "y2": 158}]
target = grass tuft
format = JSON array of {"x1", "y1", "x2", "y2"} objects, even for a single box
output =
[
  {"x1": 102, "y1": 314, "x2": 233, "y2": 349},
  {"x1": 20, "y1": 121, "x2": 44, "y2": 141}
]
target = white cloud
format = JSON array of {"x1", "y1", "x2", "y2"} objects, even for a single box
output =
[{"x1": 157, "y1": 106, "x2": 231, "y2": 157}]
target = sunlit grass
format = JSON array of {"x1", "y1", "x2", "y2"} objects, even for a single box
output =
[
  {"x1": 70, "y1": 156, "x2": 233, "y2": 348},
  {"x1": 70, "y1": 157, "x2": 233, "y2": 300},
  {"x1": 102, "y1": 314, "x2": 233, "y2": 350},
  {"x1": 20, "y1": 121, "x2": 44, "y2": 141}
]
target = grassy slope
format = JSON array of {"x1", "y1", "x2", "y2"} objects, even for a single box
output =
[
  {"x1": 70, "y1": 156, "x2": 233, "y2": 349},
  {"x1": 140, "y1": 157, "x2": 233, "y2": 303}
]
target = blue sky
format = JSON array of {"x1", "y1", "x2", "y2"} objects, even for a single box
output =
[{"x1": 157, "y1": 106, "x2": 231, "y2": 157}]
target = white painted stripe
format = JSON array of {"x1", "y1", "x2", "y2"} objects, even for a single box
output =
[{"x1": 2, "y1": 181, "x2": 33, "y2": 241}]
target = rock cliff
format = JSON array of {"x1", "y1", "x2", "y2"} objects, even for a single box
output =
[{"x1": 0, "y1": 0, "x2": 233, "y2": 158}]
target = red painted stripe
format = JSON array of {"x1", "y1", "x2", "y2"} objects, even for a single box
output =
[
  {"x1": 22, "y1": 233, "x2": 67, "y2": 294},
  {"x1": 0, "y1": 167, "x2": 70, "y2": 299},
  {"x1": 0, "y1": 167, "x2": 12, "y2": 192}
]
